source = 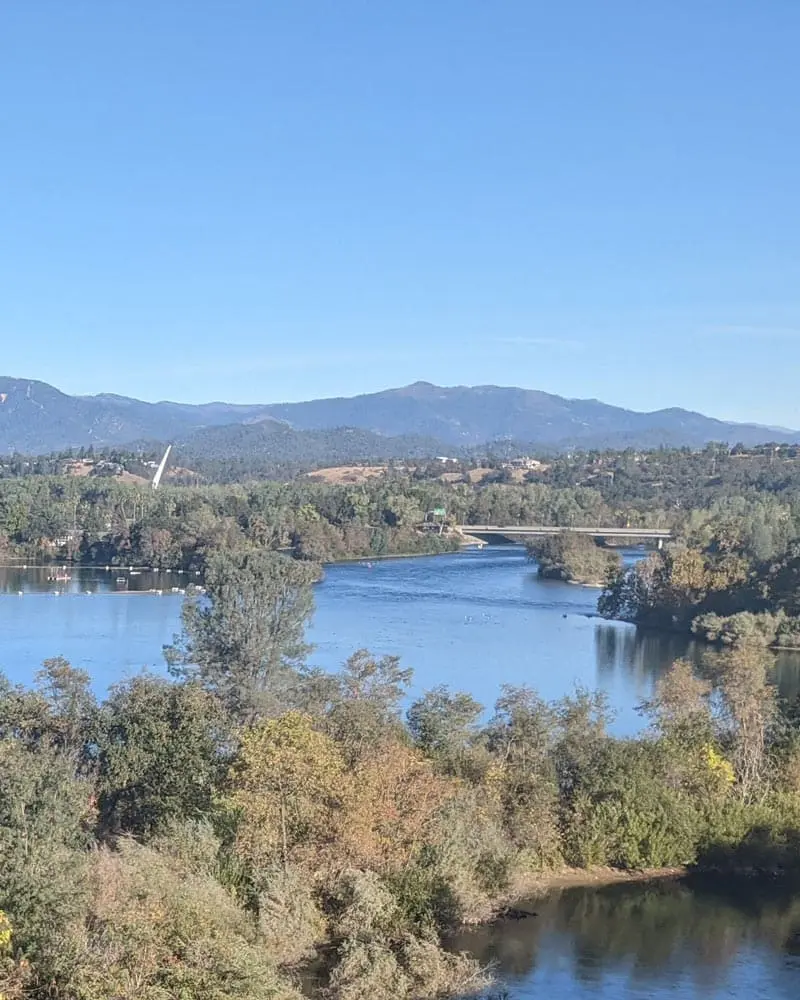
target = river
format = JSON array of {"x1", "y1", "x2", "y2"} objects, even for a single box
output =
[
  {"x1": 451, "y1": 875, "x2": 800, "y2": 999},
  {"x1": 1, "y1": 546, "x2": 799, "y2": 734},
  {"x1": 2, "y1": 547, "x2": 800, "y2": 995}
]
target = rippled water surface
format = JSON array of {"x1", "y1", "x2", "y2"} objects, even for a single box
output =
[
  {"x1": 451, "y1": 877, "x2": 800, "y2": 999},
  {"x1": 1, "y1": 547, "x2": 799, "y2": 733}
]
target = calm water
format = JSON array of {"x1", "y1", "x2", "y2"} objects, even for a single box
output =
[
  {"x1": 1, "y1": 547, "x2": 799, "y2": 733},
  {"x1": 451, "y1": 877, "x2": 800, "y2": 999}
]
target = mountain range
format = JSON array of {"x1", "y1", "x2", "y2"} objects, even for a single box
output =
[{"x1": 0, "y1": 375, "x2": 795, "y2": 457}]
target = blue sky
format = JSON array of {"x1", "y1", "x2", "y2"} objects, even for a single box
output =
[{"x1": 1, "y1": 1, "x2": 799, "y2": 426}]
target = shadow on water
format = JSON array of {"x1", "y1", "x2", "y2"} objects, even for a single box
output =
[
  {"x1": 594, "y1": 624, "x2": 800, "y2": 709},
  {"x1": 451, "y1": 877, "x2": 800, "y2": 999}
]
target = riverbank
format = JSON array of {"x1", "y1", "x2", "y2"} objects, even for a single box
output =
[
  {"x1": 0, "y1": 534, "x2": 462, "y2": 574},
  {"x1": 483, "y1": 862, "x2": 800, "y2": 924},
  {"x1": 447, "y1": 869, "x2": 800, "y2": 1000},
  {"x1": 464, "y1": 866, "x2": 689, "y2": 925}
]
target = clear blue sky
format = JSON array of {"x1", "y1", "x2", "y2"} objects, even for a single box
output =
[{"x1": 1, "y1": 1, "x2": 799, "y2": 426}]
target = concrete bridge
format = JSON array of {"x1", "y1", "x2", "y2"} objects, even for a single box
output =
[{"x1": 457, "y1": 525, "x2": 672, "y2": 546}]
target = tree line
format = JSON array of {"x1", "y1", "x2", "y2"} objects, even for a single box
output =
[{"x1": 0, "y1": 475, "x2": 675, "y2": 570}]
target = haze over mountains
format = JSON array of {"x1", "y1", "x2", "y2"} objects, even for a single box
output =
[{"x1": 0, "y1": 376, "x2": 795, "y2": 458}]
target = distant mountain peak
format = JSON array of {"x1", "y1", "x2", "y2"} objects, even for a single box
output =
[{"x1": 0, "y1": 376, "x2": 796, "y2": 455}]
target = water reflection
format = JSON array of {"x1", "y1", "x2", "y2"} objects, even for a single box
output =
[
  {"x1": 0, "y1": 564, "x2": 194, "y2": 594},
  {"x1": 451, "y1": 878, "x2": 800, "y2": 999},
  {"x1": 595, "y1": 625, "x2": 800, "y2": 709},
  {"x1": 594, "y1": 624, "x2": 700, "y2": 687}
]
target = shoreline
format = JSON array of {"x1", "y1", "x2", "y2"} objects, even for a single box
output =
[
  {"x1": 472, "y1": 862, "x2": 800, "y2": 928},
  {"x1": 474, "y1": 866, "x2": 688, "y2": 923},
  {"x1": 0, "y1": 542, "x2": 467, "y2": 574},
  {"x1": 625, "y1": 621, "x2": 800, "y2": 654},
  {"x1": 509, "y1": 864, "x2": 688, "y2": 898}
]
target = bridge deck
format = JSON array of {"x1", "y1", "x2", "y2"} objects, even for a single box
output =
[{"x1": 458, "y1": 525, "x2": 672, "y2": 539}]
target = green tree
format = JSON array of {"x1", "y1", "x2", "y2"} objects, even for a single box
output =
[
  {"x1": 96, "y1": 675, "x2": 228, "y2": 836},
  {"x1": 34, "y1": 656, "x2": 98, "y2": 756},
  {"x1": 167, "y1": 548, "x2": 318, "y2": 719},
  {"x1": 325, "y1": 650, "x2": 413, "y2": 764},
  {"x1": 407, "y1": 685, "x2": 483, "y2": 775},
  {"x1": 528, "y1": 532, "x2": 620, "y2": 585},
  {"x1": 714, "y1": 649, "x2": 778, "y2": 802},
  {"x1": 486, "y1": 686, "x2": 561, "y2": 862},
  {"x1": 0, "y1": 738, "x2": 92, "y2": 985}
]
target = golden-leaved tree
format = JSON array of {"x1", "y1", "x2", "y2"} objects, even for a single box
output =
[{"x1": 232, "y1": 712, "x2": 344, "y2": 870}]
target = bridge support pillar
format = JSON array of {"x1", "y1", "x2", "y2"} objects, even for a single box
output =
[{"x1": 658, "y1": 538, "x2": 664, "y2": 550}]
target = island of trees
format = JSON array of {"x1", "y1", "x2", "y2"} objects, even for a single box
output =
[{"x1": 527, "y1": 532, "x2": 621, "y2": 586}]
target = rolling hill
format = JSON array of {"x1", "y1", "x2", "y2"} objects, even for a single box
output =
[
  {"x1": 173, "y1": 422, "x2": 446, "y2": 482},
  {"x1": 0, "y1": 377, "x2": 274, "y2": 453}
]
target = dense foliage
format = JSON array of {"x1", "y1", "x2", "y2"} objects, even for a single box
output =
[
  {"x1": 0, "y1": 551, "x2": 799, "y2": 999},
  {"x1": 0, "y1": 476, "x2": 468, "y2": 568},
  {"x1": 0, "y1": 469, "x2": 679, "y2": 570},
  {"x1": 600, "y1": 497, "x2": 800, "y2": 647},
  {"x1": 533, "y1": 444, "x2": 800, "y2": 512}
]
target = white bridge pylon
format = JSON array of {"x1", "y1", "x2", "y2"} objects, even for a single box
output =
[{"x1": 152, "y1": 445, "x2": 172, "y2": 490}]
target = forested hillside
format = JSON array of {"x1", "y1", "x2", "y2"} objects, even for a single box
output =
[{"x1": 174, "y1": 422, "x2": 448, "y2": 482}]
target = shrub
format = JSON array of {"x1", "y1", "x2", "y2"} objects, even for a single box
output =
[
  {"x1": 257, "y1": 866, "x2": 327, "y2": 967},
  {"x1": 328, "y1": 870, "x2": 401, "y2": 942},
  {"x1": 697, "y1": 795, "x2": 800, "y2": 873},
  {"x1": 562, "y1": 742, "x2": 701, "y2": 869},
  {"x1": 325, "y1": 938, "x2": 410, "y2": 1000},
  {"x1": 148, "y1": 818, "x2": 223, "y2": 877},
  {"x1": 425, "y1": 785, "x2": 516, "y2": 924},
  {"x1": 68, "y1": 839, "x2": 301, "y2": 1000},
  {"x1": 386, "y1": 860, "x2": 461, "y2": 933},
  {"x1": 692, "y1": 611, "x2": 779, "y2": 647},
  {"x1": 0, "y1": 739, "x2": 93, "y2": 987}
]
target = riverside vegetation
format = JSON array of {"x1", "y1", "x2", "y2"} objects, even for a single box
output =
[
  {"x1": 1, "y1": 544, "x2": 800, "y2": 999},
  {"x1": 600, "y1": 496, "x2": 800, "y2": 649},
  {"x1": 5, "y1": 442, "x2": 800, "y2": 573}
]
